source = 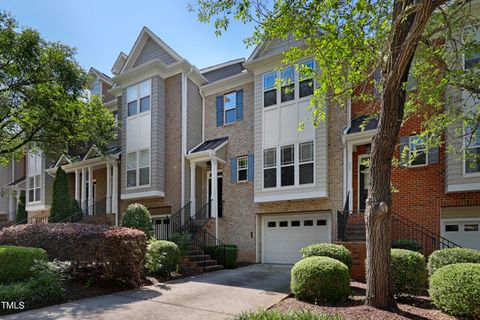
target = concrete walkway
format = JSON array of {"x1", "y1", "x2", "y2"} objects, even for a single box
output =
[{"x1": 4, "y1": 264, "x2": 291, "y2": 320}]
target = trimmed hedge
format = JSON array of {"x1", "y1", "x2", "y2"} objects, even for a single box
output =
[
  {"x1": 0, "y1": 223, "x2": 147, "y2": 287},
  {"x1": 234, "y1": 310, "x2": 345, "y2": 320},
  {"x1": 429, "y1": 263, "x2": 480, "y2": 318},
  {"x1": 206, "y1": 245, "x2": 238, "y2": 268},
  {"x1": 391, "y1": 249, "x2": 427, "y2": 296},
  {"x1": 291, "y1": 256, "x2": 351, "y2": 303},
  {"x1": 427, "y1": 248, "x2": 480, "y2": 276},
  {"x1": 145, "y1": 240, "x2": 180, "y2": 275},
  {"x1": 0, "y1": 246, "x2": 48, "y2": 284},
  {"x1": 391, "y1": 239, "x2": 422, "y2": 252},
  {"x1": 122, "y1": 203, "x2": 154, "y2": 238},
  {"x1": 300, "y1": 243, "x2": 353, "y2": 269}
]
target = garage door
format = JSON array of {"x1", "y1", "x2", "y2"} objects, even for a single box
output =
[
  {"x1": 441, "y1": 219, "x2": 480, "y2": 250},
  {"x1": 263, "y1": 213, "x2": 331, "y2": 264}
]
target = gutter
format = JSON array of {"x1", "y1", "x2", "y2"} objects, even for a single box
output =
[{"x1": 181, "y1": 67, "x2": 194, "y2": 207}]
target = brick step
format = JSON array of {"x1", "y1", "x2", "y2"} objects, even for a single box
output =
[
  {"x1": 189, "y1": 254, "x2": 211, "y2": 261},
  {"x1": 204, "y1": 265, "x2": 223, "y2": 272},
  {"x1": 195, "y1": 259, "x2": 218, "y2": 267},
  {"x1": 188, "y1": 249, "x2": 205, "y2": 256}
]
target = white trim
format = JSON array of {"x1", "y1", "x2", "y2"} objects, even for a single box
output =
[
  {"x1": 83, "y1": 145, "x2": 102, "y2": 161},
  {"x1": 357, "y1": 154, "x2": 370, "y2": 211},
  {"x1": 26, "y1": 204, "x2": 50, "y2": 212},
  {"x1": 200, "y1": 58, "x2": 245, "y2": 73},
  {"x1": 206, "y1": 170, "x2": 223, "y2": 206},
  {"x1": 254, "y1": 190, "x2": 327, "y2": 203},
  {"x1": 237, "y1": 156, "x2": 248, "y2": 182},
  {"x1": 111, "y1": 52, "x2": 128, "y2": 75},
  {"x1": 200, "y1": 71, "x2": 253, "y2": 97},
  {"x1": 446, "y1": 182, "x2": 480, "y2": 192},
  {"x1": 120, "y1": 190, "x2": 164, "y2": 200},
  {"x1": 54, "y1": 154, "x2": 72, "y2": 168}
]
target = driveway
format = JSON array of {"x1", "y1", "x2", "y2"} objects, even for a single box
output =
[{"x1": 4, "y1": 264, "x2": 291, "y2": 320}]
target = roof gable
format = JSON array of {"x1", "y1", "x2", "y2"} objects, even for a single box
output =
[
  {"x1": 111, "y1": 52, "x2": 127, "y2": 76},
  {"x1": 248, "y1": 36, "x2": 303, "y2": 62}
]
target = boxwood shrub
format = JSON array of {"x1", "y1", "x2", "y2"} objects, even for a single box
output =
[
  {"x1": 121, "y1": 203, "x2": 154, "y2": 238},
  {"x1": 300, "y1": 243, "x2": 353, "y2": 269},
  {"x1": 429, "y1": 263, "x2": 480, "y2": 318},
  {"x1": 206, "y1": 245, "x2": 238, "y2": 268},
  {"x1": 0, "y1": 246, "x2": 48, "y2": 283},
  {"x1": 145, "y1": 240, "x2": 180, "y2": 275},
  {"x1": 291, "y1": 256, "x2": 351, "y2": 303},
  {"x1": 391, "y1": 239, "x2": 422, "y2": 252},
  {"x1": 427, "y1": 248, "x2": 480, "y2": 276},
  {"x1": 391, "y1": 249, "x2": 427, "y2": 296}
]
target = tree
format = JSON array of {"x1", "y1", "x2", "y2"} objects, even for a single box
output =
[
  {"x1": 15, "y1": 190, "x2": 27, "y2": 224},
  {"x1": 191, "y1": 0, "x2": 480, "y2": 308},
  {"x1": 0, "y1": 11, "x2": 115, "y2": 165},
  {"x1": 50, "y1": 166, "x2": 72, "y2": 222}
]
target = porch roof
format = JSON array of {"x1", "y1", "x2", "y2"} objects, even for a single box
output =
[
  {"x1": 189, "y1": 137, "x2": 228, "y2": 154},
  {"x1": 4, "y1": 176, "x2": 26, "y2": 188}
]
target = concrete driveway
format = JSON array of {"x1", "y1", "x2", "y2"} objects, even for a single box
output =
[{"x1": 4, "y1": 264, "x2": 291, "y2": 320}]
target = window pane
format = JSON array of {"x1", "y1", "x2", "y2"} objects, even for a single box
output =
[
  {"x1": 281, "y1": 166, "x2": 294, "y2": 186},
  {"x1": 264, "y1": 89, "x2": 277, "y2": 107},
  {"x1": 466, "y1": 147, "x2": 480, "y2": 173},
  {"x1": 28, "y1": 190, "x2": 34, "y2": 202},
  {"x1": 128, "y1": 101, "x2": 137, "y2": 116},
  {"x1": 238, "y1": 169, "x2": 247, "y2": 181},
  {"x1": 225, "y1": 109, "x2": 236, "y2": 124},
  {"x1": 35, "y1": 188, "x2": 40, "y2": 202},
  {"x1": 445, "y1": 225, "x2": 458, "y2": 232},
  {"x1": 281, "y1": 67, "x2": 294, "y2": 84},
  {"x1": 279, "y1": 221, "x2": 288, "y2": 227},
  {"x1": 299, "y1": 60, "x2": 315, "y2": 79},
  {"x1": 264, "y1": 148, "x2": 276, "y2": 168},
  {"x1": 410, "y1": 136, "x2": 425, "y2": 150},
  {"x1": 238, "y1": 156, "x2": 248, "y2": 169},
  {"x1": 224, "y1": 92, "x2": 236, "y2": 110},
  {"x1": 291, "y1": 220, "x2": 300, "y2": 227},
  {"x1": 281, "y1": 84, "x2": 295, "y2": 102},
  {"x1": 127, "y1": 85, "x2": 137, "y2": 102},
  {"x1": 127, "y1": 170, "x2": 137, "y2": 187},
  {"x1": 140, "y1": 96, "x2": 150, "y2": 113},
  {"x1": 139, "y1": 80, "x2": 150, "y2": 98},
  {"x1": 300, "y1": 141, "x2": 314, "y2": 162},
  {"x1": 300, "y1": 163, "x2": 314, "y2": 184},
  {"x1": 139, "y1": 149, "x2": 150, "y2": 168},
  {"x1": 264, "y1": 168, "x2": 276, "y2": 188},
  {"x1": 29, "y1": 176, "x2": 34, "y2": 188},
  {"x1": 299, "y1": 79, "x2": 314, "y2": 97},
  {"x1": 127, "y1": 152, "x2": 137, "y2": 170},
  {"x1": 317, "y1": 219, "x2": 327, "y2": 226},
  {"x1": 263, "y1": 72, "x2": 276, "y2": 90},
  {"x1": 465, "y1": 224, "x2": 479, "y2": 231},
  {"x1": 410, "y1": 150, "x2": 427, "y2": 166},
  {"x1": 139, "y1": 167, "x2": 149, "y2": 185},
  {"x1": 268, "y1": 221, "x2": 276, "y2": 227},
  {"x1": 281, "y1": 145, "x2": 294, "y2": 165},
  {"x1": 304, "y1": 220, "x2": 313, "y2": 226}
]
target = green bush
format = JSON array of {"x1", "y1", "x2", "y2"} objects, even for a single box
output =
[
  {"x1": 392, "y1": 239, "x2": 422, "y2": 252},
  {"x1": 300, "y1": 243, "x2": 353, "y2": 269},
  {"x1": 0, "y1": 246, "x2": 48, "y2": 283},
  {"x1": 50, "y1": 166, "x2": 73, "y2": 222},
  {"x1": 170, "y1": 232, "x2": 190, "y2": 256},
  {"x1": 391, "y1": 249, "x2": 427, "y2": 296},
  {"x1": 291, "y1": 256, "x2": 351, "y2": 303},
  {"x1": 15, "y1": 191, "x2": 27, "y2": 224},
  {"x1": 234, "y1": 309, "x2": 344, "y2": 320},
  {"x1": 145, "y1": 240, "x2": 180, "y2": 275},
  {"x1": 429, "y1": 263, "x2": 480, "y2": 318},
  {"x1": 121, "y1": 203, "x2": 153, "y2": 238},
  {"x1": 427, "y1": 248, "x2": 480, "y2": 276},
  {"x1": 205, "y1": 244, "x2": 238, "y2": 268}
]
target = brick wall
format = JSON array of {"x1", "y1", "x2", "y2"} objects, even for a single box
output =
[{"x1": 336, "y1": 241, "x2": 366, "y2": 282}]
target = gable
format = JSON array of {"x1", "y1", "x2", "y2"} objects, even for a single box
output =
[
  {"x1": 133, "y1": 38, "x2": 177, "y2": 68},
  {"x1": 249, "y1": 36, "x2": 303, "y2": 61}
]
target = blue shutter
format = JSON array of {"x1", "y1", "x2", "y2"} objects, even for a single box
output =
[
  {"x1": 236, "y1": 90, "x2": 244, "y2": 121},
  {"x1": 428, "y1": 147, "x2": 439, "y2": 164},
  {"x1": 216, "y1": 96, "x2": 224, "y2": 127},
  {"x1": 247, "y1": 154, "x2": 254, "y2": 182},
  {"x1": 399, "y1": 136, "x2": 410, "y2": 167},
  {"x1": 230, "y1": 158, "x2": 237, "y2": 183}
]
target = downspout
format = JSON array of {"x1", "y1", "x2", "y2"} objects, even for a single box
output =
[
  {"x1": 181, "y1": 67, "x2": 194, "y2": 209},
  {"x1": 342, "y1": 96, "x2": 352, "y2": 209},
  {"x1": 199, "y1": 88, "x2": 205, "y2": 142}
]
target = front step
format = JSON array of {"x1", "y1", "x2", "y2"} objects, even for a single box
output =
[
  {"x1": 189, "y1": 254, "x2": 211, "y2": 261},
  {"x1": 195, "y1": 259, "x2": 218, "y2": 267},
  {"x1": 204, "y1": 265, "x2": 223, "y2": 272}
]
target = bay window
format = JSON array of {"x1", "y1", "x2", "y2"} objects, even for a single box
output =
[
  {"x1": 127, "y1": 80, "x2": 151, "y2": 117},
  {"x1": 127, "y1": 149, "x2": 150, "y2": 188}
]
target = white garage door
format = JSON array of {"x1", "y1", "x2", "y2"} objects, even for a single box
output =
[
  {"x1": 441, "y1": 219, "x2": 480, "y2": 250},
  {"x1": 263, "y1": 213, "x2": 331, "y2": 264}
]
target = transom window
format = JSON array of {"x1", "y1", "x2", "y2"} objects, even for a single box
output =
[
  {"x1": 409, "y1": 136, "x2": 427, "y2": 166},
  {"x1": 127, "y1": 80, "x2": 151, "y2": 117},
  {"x1": 28, "y1": 175, "x2": 41, "y2": 203},
  {"x1": 224, "y1": 92, "x2": 237, "y2": 125},
  {"x1": 237, "y1": 156, "x2": 248, "y2": 182},
  {"x1": 127, "y1": 149, "x2": 150, "y2": 188},
  {"x1": 465, "y1": 125, "x2": 480, "y2": 174}
]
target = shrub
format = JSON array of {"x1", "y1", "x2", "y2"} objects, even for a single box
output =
[
  {"x1": 0, "y1": 223, "x2": 147, "y2": 287},
  {"x1": 392, "y1": 239, "x2": 422, "y2": 252},
  {"x1": 427, "y1": 248, "x2": 480, "y2": 276},
  {"x1": 205, "y1": 244, "x2": 238, "y2": 268},
  {"x1": 234, "y1": 309, "x2": 344, "y2": 320},
  {"x1": 15, "y1": 191, "x2": 27, "y2": 224},
  {"x1": 145, "y1": 240, "x2": 180, "y2": 275},
  {"x1": 0, "y1": 245, "x2": 48, "y2": 283},
  {"x1": 291, "y1": 256, "x2": 350, "y2": 303},
  {"x1": 300, "y1": 243, "x2": 353, "y2": 269},
  {"x1": 50, "y1": 166, "x2": 73, "y2": 222},
  {"x1": 429, "y1": 263, "x2": 480, "y2": 318},
  {"x1": 122, "y1": 203, "x2": 154, "y2": 238},
  {"x1": 170, "y1": 232, "x2": 190, "y2": 256},
  {"x1": 391, "y1": 249, "x2": 427, "y2": 296}
]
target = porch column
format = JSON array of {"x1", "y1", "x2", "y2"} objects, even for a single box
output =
[
  {"x1": 190, "y1": 161, "x2": 196, "y2": 217},
  {"x1": 74, "y1": 169, "x2": 80, "y2": 201},
  {"x1": 347, "y1": 143, "x2": 354, "y2": 210},
  {"x1": 8, "y1": 191, "x2": 15, "y2": 221},
  {"x1": 112, "y1": 161, "x2": 119, "y2": 225},
  {"x1": 88, "y1": 166, "x2": 93, "y2": 214},
  {"x1": 211, "y1": 158, "x2": 219, "y2": 243},
  {"x1": 81, "y1": 168, "x2": 87, "y2": 212},
  {"x1": 106, "y1": 162, "x2": 111, "y2": 214}
]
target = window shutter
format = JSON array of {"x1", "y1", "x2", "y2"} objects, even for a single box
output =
[
  {"x1": 216, "y1": 96, "x2": 224, "y2": 127},
  {"x1": 247, "y1": 154, "x2": 254, "y2": 182},
  {"x1": 230, "y1": 158, "x2": 237, "y2": 183},
  {"x1": 428, "y1": 147, "x2": 439, "y2": 164},
  {"x1": 236, "y1": 90, "x2": 244, "y2": 121},
  {"x1": 399, "y1": 136, "x2": 410, "y2": 166}
]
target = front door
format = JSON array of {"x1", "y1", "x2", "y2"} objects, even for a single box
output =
[
  {"x1": 358, "y1": 156, "x2": 369, "y2": 211},
  {"x1": 208, "y1": 173, "x2": 223, "y2": 218}
]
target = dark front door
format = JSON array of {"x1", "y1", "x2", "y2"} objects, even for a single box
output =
[
  {"x1": 359, "y1": 157, "x2": 369, "y2": 211},
  {"x1": 208, "y1": 175, "x2": 223, "y2": 218}
]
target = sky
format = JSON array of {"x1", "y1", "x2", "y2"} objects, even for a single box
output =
[{"x1": 1, "y1": 0, "x2": 256, "y2": 76}]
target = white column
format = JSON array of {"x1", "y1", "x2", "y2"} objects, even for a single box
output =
[
  {"x1": 81, "y1": 167, "x2": 87, "y2": 212},
  {"x1": 8, "y1": 191, "x2": 15, "y2": 221},
  {"x1": 74, "y1": 169, "x2": 80, "y2": 201},
  {"x1": 112, "y1": 161, "x2": 119, "y2": 225},
  {"x1": 347, "y1": 143, "x2": 354, "y2": 210},
  {"x1": 211, "y1": 158, "x2": 219, "y2": 244},
  {"x1": 190, "y1": 161, "x2": 196, "y2": 217},
  {"x1": 106, "y1": 162, "x2": 111, "y2": 214},
  {"x1": 88, "y1": 166, "x2": 93, "y2": 214}
]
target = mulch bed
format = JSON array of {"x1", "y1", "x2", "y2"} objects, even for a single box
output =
[{"x1": 273, "y1": 282, "x2": 454, "y2": 320}]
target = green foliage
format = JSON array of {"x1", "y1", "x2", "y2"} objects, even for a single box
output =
[
  {"x1": 121, "y1": 203, "x2": 153, "y2": 238},
  {"x1": 234, "y1": 310, "x2": 344, "y2": 320},
  {"x1": 170, "y1": 232, "x2": 190, "y2": 256},
  {"x1": 145, "y1": 240, "x2": 180, "y2": 275},
  {"x1": 15, "y1": 191, "x2": 27, "y2": 224},
  {"x1": 291, "y1": 256, "x2": 351, "y2": 303},
  {"x1": 50, "y1": 166, "x2": 73, "y2": 222},
  {"x1": 0, "y1": 245, "x2": 47, "y2": 283},
  {"x1": 427, "y1": 248, "x2": 480, "y2": 276},
  {"x1": 391, "y1": 249, "x2": 427, "y2": 296},
  {"x1": 206, "y1": 245, "x2": 238, "y2": 268},
  {"x1": 429, "y1": 263, "x2": 480, "y2": 318},
  {"x1": 392, "y1": 239, "x2": 423, "y2": 252},
  {"x1": 0, "y1": 11, "x2": 115, "y2": 163},
  {"x1": 301, "y1": 243, "x2": 353, "y2": 269}
]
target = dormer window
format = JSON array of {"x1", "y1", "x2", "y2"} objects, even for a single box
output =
[{"x1": 127, "y1": 79, "x2": 151, "y2": 117}]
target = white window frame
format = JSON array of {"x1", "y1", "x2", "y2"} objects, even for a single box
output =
[
  {"x1": 237, "y1": 156, "x2": 248, "y2": 182},
  {"x1": 223, "y1": 92, "x2": 237, "y2": 125},
  {"x1": 127, "y1": 79, "x2": 151, "y2": 118},
  {"x1": 462, "y1": 25, "x2": 480, "y2": 70},
  {"x1": 463, "y1": 125, "x2": 480, "y2": 177},
  {"x1": 28, "y1": 174, "x2": 41, "y2": 203},
  {"x1": 408, "y1": 136, "x2": 428, "y2": 167},
  {"x1": 126, "y1": 148, "x2": 151, "y2": 189},
  {"x1": 263, "y1": 148, "x2": 277, "y2": 189},
  {"x1": 299, "y1": 141, "x2": 315, "y2": 185},
  {"x1": 280, "y1": 144, "x2": 295, "y2": 187}
]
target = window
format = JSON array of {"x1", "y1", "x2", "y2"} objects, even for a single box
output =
[
  {"x1": 465, "y1": 125, "x2": 480, "y2": 173},
  {"x1": 465, "y1": 224, "x2": 479, "y2": 231},
  {"x1": 409, "y1": 136, "x2": 427, "y2": 166},
  {"x1": 317, "y1": 219, "x2": 327, "y2": 226},
  {"x1": 126, "y1": 149, "x2": 150, "y2": 188},
  {"x1": 224, "y1": 92, "x2": 237, "y2": 125},
  {"x1": 263, "y1": 148, "x2": 277, "y2": 188},
  {"x1": 268, "y1": 221, "x2": 276, "y2": 228},
  {"x1": 279, "y1": 221, "x2": 288, "y2": 227},
  {"x1": 237, "y1": 156, "x2": 248, "y2": 182},
  {"x1": 281, "y1": 145, "x2": 295, "y2": 186},
  {"x1": 464, "y1": 26, "x2": 480, "y2": 69},
  {"x1": 27, "y1": 150, "x2": 42, "y2": 203},
  {"x1": 263, "y1": 72, "x2": 277, "y2": 107},
  {"x1": 281, "y1": 66, "x2": 295, "y2": 102},
  {"x1": 91, "y1": 82, "x2": 101, "y2": 96},
  {"x1": 291, "y1": 220, "x2": 300, "y2": 227},
  {"x1": 299, "y1": 141, "x2": 314, "y2": 184},
  {"x1": 127, "y1": 80, "x2": 151, "y2": 117},
  {"x1": 445, "y1": 225, "x2": 459, "y2": 232},
  {"x1": 28, "y1": 175, "x2": 41, "y2": 203},
  {"x1": 304, "y1": 220, "x2": 313, "y2": 226},
  {"x1": 299, "y1": 60, "x2": 315, "y2": 98}
]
